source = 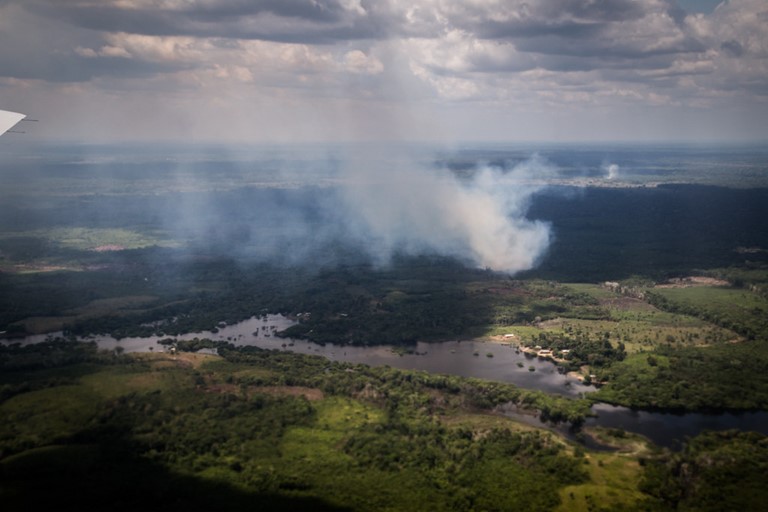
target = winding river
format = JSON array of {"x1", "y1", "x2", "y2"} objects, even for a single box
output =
[{"x1": 7, "y1": 314, "x2": 768, "y2": 449}]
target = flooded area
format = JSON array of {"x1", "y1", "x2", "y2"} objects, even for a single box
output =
[
  {"x1": 6, "y1": 314, "x2": 768, "y2": 448},
  {"x1": 6, "y1": 315, "x2": 589, "y2": 397},
  {"x1": 583, "y1": 403, "x2": 768, "y2": 450}
]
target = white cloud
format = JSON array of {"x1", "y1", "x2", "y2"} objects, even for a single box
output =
[
  {"x1": 101, "y1": 33, "x2": 207, "y2": 62},
  {"x1": 339, "y1": 0, "x2": 367, "y2": 16},
  {"x1": 75, "y1": 46, "x2": 99, "y2": 58},
  {"x1": 99, "y1": 45, "x2": 133, "y2": 59},
  {"x1": 0, "y1": 0, "x2": 765, "y2": 142},
  {"x1": 343, "y1": 50, "x2": 384, "y2": 74}
]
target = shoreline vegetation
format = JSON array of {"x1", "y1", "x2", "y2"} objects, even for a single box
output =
[
  {"x1": 2, "y1": 336, "x2": 767, "y2": 510},
  {"x1": 3, "y1": 265, "x2": 768, "y2": 413},
  {"x1": 3, "y1": 150, "x2": 768, "y2": 509}
]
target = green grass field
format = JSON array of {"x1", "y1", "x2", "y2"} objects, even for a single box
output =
[
  {"x1": 648, "y1": 285, "x2": 768, "y2": 340},
  {"x1": 485, "y1": 283, "x2": 737, "y2": 353}
]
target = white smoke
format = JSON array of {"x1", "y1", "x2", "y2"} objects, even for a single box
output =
[
  {"x1": 337, "y1": 153, "x2": 552, "y2": 274},
  {"x1": 149, "y1": 145, "x2": 555, "y2": 275},
  {"x1": 604, "y1": 163, "x2": 619, "y2": 180}
]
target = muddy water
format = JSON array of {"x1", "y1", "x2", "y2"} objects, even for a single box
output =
[
  {"x1": 9, "y1": 315, "x2": 589, "y2": 397},
  {"x1": 7, "y1": 314, "x2": 768, "y2": 448}
]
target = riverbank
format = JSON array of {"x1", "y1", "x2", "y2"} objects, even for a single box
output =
[{"x1": 6, "y1": 323, "x2": 768, "y2": 450}]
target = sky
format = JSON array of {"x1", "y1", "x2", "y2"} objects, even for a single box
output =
[{"x1": 0, "y1": 0, "x2": 767, "y2": 143}]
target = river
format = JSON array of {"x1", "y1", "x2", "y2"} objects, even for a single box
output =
[{"x1": 7, "y1": 314, "x2": 768, "y2": 449}]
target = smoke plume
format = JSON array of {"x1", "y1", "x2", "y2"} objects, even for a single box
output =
[
  {"x1": 335, "y1": 152, "x2": 552, "y2": 274},
  {"x1": 127, "y1": 145, "x2": 556, "y2": 275},
  {"x1": 604, "y1": 163, "x2": 620, "y2": 180}
]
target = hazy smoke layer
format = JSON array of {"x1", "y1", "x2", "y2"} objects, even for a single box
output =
[
  {"x1": 337, "y1": 154, "x2": 552, "y2": 274},
  {"x1": 144, "y1": 146, "x2": 553, "y2": 274}
]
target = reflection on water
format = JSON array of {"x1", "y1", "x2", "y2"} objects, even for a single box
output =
[
  {"x1": 584, "y1": 403, "x2": 768, "y2": 450},
  {"x1": 7, "y1": 314, "x2": 768, "y2": 447},
  {"x1": 281, "y1": 337, "x2": 589, "y2": 398},
  {"x1": 5, "y1": 315, "x2": 589, "y2": 397}
]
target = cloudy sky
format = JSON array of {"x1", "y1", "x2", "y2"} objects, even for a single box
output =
[{"x1": 1, "y1": 0, "x2": 766, "y2": 143}]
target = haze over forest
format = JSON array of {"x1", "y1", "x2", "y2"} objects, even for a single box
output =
[{"x1": 3, "y1": 2, "x2": 768, "y2": 511}]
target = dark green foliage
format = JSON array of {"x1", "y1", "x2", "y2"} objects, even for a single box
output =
[
  {"x1": 523, "y1": 185, "x2": 768, "y2": 282},
  {"x1": 2, "y1": 255, "x2": 503, "y2": 342},
  {"x1": 1, "y1": 436, "x2": 348, "y2": 512},
  {"x1": 112, "y1": 389, "x2": 317, "y2": 471},
  {"x1": 0, "y1": 254, "x2": 613, "y2": 345},
  {"x1": 646, "y1": 287, "x2": 768, "y2": 341},
  {"x1": 3, "y1": 168, "x2": 768, "y2": 508},
  {"x1": 219, "y1": 345, "x2": 592, "y2": 425},
  {"x1": 707, "y1": 264, "x2": 768, "y2": 299},
  {"x1": 0, "y1": 340, "x2": 136, "y2": 406},
  {"x1": 639, "y1": 430, "x2": 768, "y2": 511},
  {"x1": 344, "y1": 423, "x2": 585, "y2": 511},
  {"x1": 0, "y1": 342, "x2": 591, "y2": 511},
  {"x1": 525, "y1": 331, "x2": 627, "y2": 371},
  {"x1": 0, "y1": 339, "x2": 106, "y2": 371},
  {"x1": 593, "y1": 342, "x2": 768, "y2": 410}
]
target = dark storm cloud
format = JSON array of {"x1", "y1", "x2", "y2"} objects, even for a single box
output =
[
  {"x1": 0, "y1": 3, "x2": 190, "y2": 82},
  {"x1": 477, "y1": 19, "x2": 606, "y2": 40},
  {"x1": 0, "y1": 0, "x2": 763, "y2": 134},
  {"x1": 184, "y1": 0, "x2": 350, "y2": 23},
  {"x1": 5, "y1": 0, "x2": 707, "y2": 73},
  {"x1": 460, "y1": 47, "x2": 676, "y2": 76},
  {"x1": 454, "y1": 0, "x2": 643, "y2": 35},
  {"x1": 471, "y1": 1, "x2": 700, "y2": 52},
  {"x1": 512, "y1": 32, "x2": 706, "y2": 60},
  {"x1": 544, "y1": 0, "x2": 647, "y2": 22},
  {"x1": 26, "y1": 0, "x2": 397, "y2": 44},
  {"x1": 435, "y1": 0, "x2": 708, "y2": 78},
  {"x1": 535, "y1": 53, "x2": 674, "y2": 73},
  {"x1": 0, "y1": 52, "x2": 191, "y2": 83},
  {"x1": 720, "y1": 40, "x2": 745, "y2": 58},
  {"x1": 0, "y1": 0, "x2": 384, "y2": 83}
]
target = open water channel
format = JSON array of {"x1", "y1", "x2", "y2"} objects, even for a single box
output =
[{"x1": 8, "y1": 314, "x2": 768, "y2": 449}]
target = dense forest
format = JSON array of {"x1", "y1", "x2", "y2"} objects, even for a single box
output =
[
  {"x1": 1, "y1": 341, "x2": 589, "y2": 511},
  {"x1": 3, "y1": 340, "x2": 768, "y2": 511},
  {"x1": 3, "y1": 152, "x2": 768, "y2": 510}
]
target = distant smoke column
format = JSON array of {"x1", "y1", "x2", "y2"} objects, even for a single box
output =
[
  {"x1": 606, "y1": 164, "x2": 619, "y2": 180},
  {"x1": 0, "y1": 109, "x2": 25, "y2": 136},
  {"x1": 338, "y1": 155, "x2": 552, "y2": 274}
]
